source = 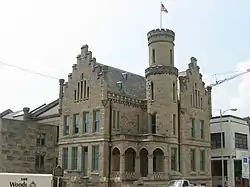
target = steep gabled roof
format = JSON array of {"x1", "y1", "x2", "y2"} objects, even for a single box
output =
[
  {"x1": 0, "y1": 109, "x2": 13, "y2": 118},
  {"x1": 32, "y1": 99, "x2": 59, "y2": 117},
  {"x1": 104, "y1": 65, "x2": 146, "y2": 100}
]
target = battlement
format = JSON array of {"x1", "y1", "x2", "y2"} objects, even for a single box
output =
[{"x1": 147, "y1": 28, "x2": 175, "y2": 45}]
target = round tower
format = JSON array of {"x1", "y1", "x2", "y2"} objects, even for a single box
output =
[{"x1": 145, "y1": 28, "x2": 178, "y2": 136}]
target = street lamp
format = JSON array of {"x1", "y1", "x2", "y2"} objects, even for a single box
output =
[{"x1": 220, "y1": 108, "x2": 237, "y2": 187}]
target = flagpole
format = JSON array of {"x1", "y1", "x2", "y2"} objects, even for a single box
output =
[
  {"x1": 160, "y1": 2, "x2": 162, "y2": 29},
  {"x1": 160, "y1": 8, "x2": 162, "y2": 29}
]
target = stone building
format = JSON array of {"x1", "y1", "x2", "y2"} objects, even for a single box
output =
[
  {"x1": 0, "y1": 100, "x2": 60, "y2": 174},
  {"x1": 58, "y1": 28, "x2": 212, "y2": 187}
]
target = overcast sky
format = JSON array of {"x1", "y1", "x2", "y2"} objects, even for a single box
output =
[{"x1": 0, "y1": 0, "x2": 249, "y2": 117}]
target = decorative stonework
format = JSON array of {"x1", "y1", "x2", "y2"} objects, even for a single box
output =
[
  {"x1": 101, "y1": 99, "x2": 108, "y2": 107},
  {"x1": 145, "y1": 65, "x2": 178, "y2": 78},
  {"x1": 107, "y1": 92, "x2": 147, "y2": 109}
]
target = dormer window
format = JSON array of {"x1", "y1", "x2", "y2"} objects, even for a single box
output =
[
  {"x1": 122, "y1": 72, "x2": 128, "y2": 80},
  {"x1": 117, "y1": 81, "x2": 122, "y2": 89}
]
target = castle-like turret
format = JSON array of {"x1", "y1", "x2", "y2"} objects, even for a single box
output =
[{"x1": 145, "y1": 28, "x2": 178, "y2": 136}]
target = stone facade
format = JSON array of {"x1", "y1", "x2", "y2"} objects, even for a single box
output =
[
  {"x1": 0, "y1": 117, "x2": 58, "y2": 173},
  {"x1": 58, "y1": 28, "x2": 212, "y2": 187},
  {"x1": 0, "y1": 100, "x2": 60, "y2": 174}
]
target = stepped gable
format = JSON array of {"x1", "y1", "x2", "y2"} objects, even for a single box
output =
[{"x1": 67, "y1": 44, "x2": 147, "y2": 100}]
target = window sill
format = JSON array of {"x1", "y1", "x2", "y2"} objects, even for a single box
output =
[
  {"x1": 90, "y1": 171, "x2": 99, "y2": 175},
  {"x1": 190, "y1": 171, "x2": 196, "y2": 175},
  {"x1": 198, "y1": 171, "x2": 206, "y2": 175}
]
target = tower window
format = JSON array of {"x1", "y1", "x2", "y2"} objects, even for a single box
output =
[
  {"x1": 173, "y1": 82, "x2": 176, "y2": 101},
  {"x1": 151, "y1": 82, "x2": 154, "y2": 100},
  {"x1": 151, "y1": 114, "x2": 156, "y2": 134},
  {"x1": 152, "y1": 49, "x2": 156, "y2": 64},
  {"x1": 170, "y1": 49, "x2": 173, "y2": 65}
]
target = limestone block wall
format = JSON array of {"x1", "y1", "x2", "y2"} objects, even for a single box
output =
[{"x1": 0, "y1": 118, "x2": 57, "y2": 173}]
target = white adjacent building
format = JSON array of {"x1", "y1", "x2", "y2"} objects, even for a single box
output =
[{"x1": 210, "y1": 115, "x2": 249, "y2": 187}]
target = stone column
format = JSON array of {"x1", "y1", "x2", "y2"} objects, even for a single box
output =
[
  {"x1": 68, "y1": 147, "x2": 72, "y2": 170},
  {"x1": 87, "y1": 145, "x2": 92, "y2": 175},
  {"x1": 164, "y1": 155, "x2": 168, "y2": 173},
  {"x1": 148, "y1": 154, "x2": 153, "y2": 178},
  {"x1": 227, "y1": 157, "x2": 235, "y2": 187},
  {"x1": 135, "y1": 155, "x2": 141, "y2": 178},
  {"x1": 77, "y1": 146, "x2": 82, "y2": 171},
  {"x1": 120, "y1": 153, "x2": 125, "y2": 179}
]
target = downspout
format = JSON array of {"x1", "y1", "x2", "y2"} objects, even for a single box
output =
[
  {"x1": 108, "y1": 100, "x2": 112, "y2": 187},
  {"x1": 177, "y1": 100, "x2": 181, "y2": 172}
]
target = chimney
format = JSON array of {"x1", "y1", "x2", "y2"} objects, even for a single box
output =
[{"x1": 23, "y1": 107, "x2": 30, "y2": 120}]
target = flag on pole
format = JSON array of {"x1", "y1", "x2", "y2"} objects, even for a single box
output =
[{"x1": 161, "y1": 3, "x2": 168, "y2": 13}]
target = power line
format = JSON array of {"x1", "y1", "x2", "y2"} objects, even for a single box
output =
[{"x1": 0, "y1": 60, "x2": 59, "y2": 80}]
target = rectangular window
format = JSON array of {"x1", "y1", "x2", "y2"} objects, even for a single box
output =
[
  {"x1": 82, "y1": 147, "x2": 88, "y2": 175},
  {"x1": 201, "y1": 97, "x2": 203, "y2": 109},
  {"x1": 62, "y1": 148, "x2": 68, "y2": 169},
  {"x1": 77, "y1": 82, "x2": 80, "y2": 100},
  {"x1": 80, "y1": 81, "x2": 83, "y2": 99},
  {"x1": 36, "y1": 133, "x2": 46, "y2": 146},
  {"x1": 87, "y1": 87, "x2": 90, "y2": 98},
  {"x1": 195, "y1": 90, "x2": 198, "y2": 107},
  {"x1": 83, "y1": 112, "x2": 89, "y2": 133},
  {"x1": 198, "y1": 91, "x2": 200, "y2": 107},
  {"x1": 152, "y1": 49, "x2": 155, "y2": 64},
  {"x1": 191, "y1": 118, "x2": 195, "y2": 137},
  {"x1": 73, "y1": 114, "x2": 79, "y2": 134},
  {"x1": 71, "y1": 147, "x2": 78, "y2": 170},
  {"x1": 74, "y1": 90, "x2": 77, "y2": 101},
  {"x1": 112, "y1": 110, "x2": 120, "y2": 129},
  {"x1": 200, "y1": 120, "x2": 204, "y2": 139},
  {"x1": 112, "y1": 110, "x2": 116, "y2": 129},
  {"x1": 171, "y1": 148, "x2": 177, "y2": 171},
  {"x1": 56, "y1": 126, "x2": 59, "y2": 143},
  {"x1": 137, "y1": 115, "x2": 140, "y2": 132},
  {"x1": 151, "y1": 114, "x2": 156, "y2": 134},
  {"x1": 190, "y1": 94, "x2": 193, "y2": 106},
  {"x1": 84, "y1": 80, "x2": 87, "y2": 98},
  {"x1": 211, "y1": 132, "x2": 225, "y2": 149},
  {"x1": 92, "y1": 145, "x2": 99, "y2": 171},
  {"x1": 200, "y1": 150, "x2": 205, "y2": 171},
  {"x1": 170, "y1": 49, "x2": 173, "y2": 65},
  {"x1": 190, "y1": 149, "x2": 196, "y2": 171},
  {"x1": 235, "y1": 133, "x2": 248, "y2": 149},
  {"x1": 173, "y1": 82, "x2": 176, "y2": 101},
  {"x1": 151, "y1": 82, "x2": 154, "y2": 100},
  {"x1": 63, "y1": 115, "x2": 69, "y2": 135},
  {"x1": 173, "y1": 114, "x2": 176, "y2": 135},
  {"x1": 35, "y1": 155, "x2": 45, "y2": 169},
  {"x1": 93, "y1": 110, "x2": 100, "y2": 132}
]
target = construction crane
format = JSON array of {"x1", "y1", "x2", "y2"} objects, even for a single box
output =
[{"x1": 208, "y1": 69, "x2": 250, "y2": 87}]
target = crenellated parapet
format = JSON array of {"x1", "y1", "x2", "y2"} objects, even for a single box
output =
[{"x1": 147, "y1": 28, "x2": 175, "y2": 45}]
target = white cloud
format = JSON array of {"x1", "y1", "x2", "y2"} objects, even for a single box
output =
[{"x1": 229, "y1": 60, "x2": 250, "y2": 117}]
